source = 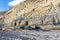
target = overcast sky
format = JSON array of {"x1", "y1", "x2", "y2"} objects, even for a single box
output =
[{"x1": 0, "y1": 0, "x2": 26, "y2": 12}]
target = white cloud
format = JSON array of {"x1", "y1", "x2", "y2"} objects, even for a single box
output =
[{"x1": 8, "y1": 0, "x2": 26, "y2": 6}]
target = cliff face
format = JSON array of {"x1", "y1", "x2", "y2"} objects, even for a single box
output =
[{"x1": 2, "y1": 0, "x2": 60, "y2": 30}]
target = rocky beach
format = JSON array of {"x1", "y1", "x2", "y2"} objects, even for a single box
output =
[{"x1": 1, "y1": 30, "x2": 60, "y2": 40}]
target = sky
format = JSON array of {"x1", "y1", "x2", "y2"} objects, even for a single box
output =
[{"x1": 0, "y1": 0, "x2": 25, "y2": 12}]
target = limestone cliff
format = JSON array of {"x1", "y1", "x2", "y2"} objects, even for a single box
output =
[{"x1": 3, "y1": 0, "x2": 60, "y2": 30}]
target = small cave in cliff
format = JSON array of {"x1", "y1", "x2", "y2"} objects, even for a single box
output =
[
  {"x1": 32, "y1": 9, "x2": 35, "y2": 11},
  {"x1": 25, "y1": 21, "x2": 28, "y2": 26},
  {"x1": 14, "y1": 22, "x2": 16, "y2": 26},
  {"x1": 25, "y1": 5, "x2": 26, "y2": 8},
  {"x1": 58, "y1": 4, "x2": 60, "y2": 7},
  {"x1": 19, "y1": 20, "x2": 21, "y2": 24}
]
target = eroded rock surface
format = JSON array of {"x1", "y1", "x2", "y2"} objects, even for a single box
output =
[{"x1": 1, "y1": 0, "x2": 60, "y2": 30}]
